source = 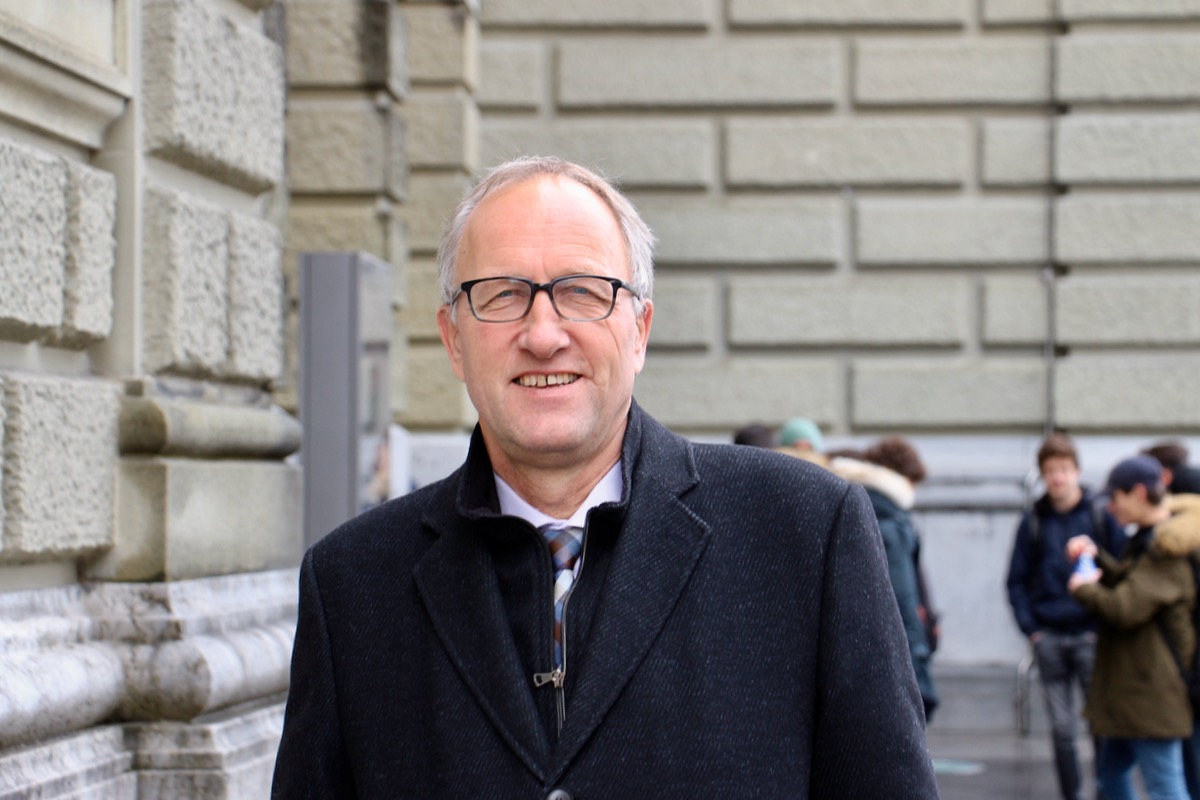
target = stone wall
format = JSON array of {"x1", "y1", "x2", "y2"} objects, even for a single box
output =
[
  {"x1": 471, "y1": 0, "x2": 1200, "y2": 437},
  {"x1": 0, "y1": 0, "x2": 300, "y2": 795}
]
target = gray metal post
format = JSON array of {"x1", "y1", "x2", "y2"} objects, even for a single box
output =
[{"x1": 299, "y1": 251, "x2": 393, "y2": 548}]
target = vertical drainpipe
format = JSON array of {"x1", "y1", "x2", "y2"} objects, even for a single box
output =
[{"x1": 1043, "y1": 0, "x2": 1066, "y2": 438}]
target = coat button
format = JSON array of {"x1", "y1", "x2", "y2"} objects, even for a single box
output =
[{"x1": 545, "y1": 790, "x2": 573, "y2": 800}]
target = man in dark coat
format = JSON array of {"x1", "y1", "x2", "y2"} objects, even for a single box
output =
[{"x1": 271, "y1": 156, "x2": 938, "y2": 799}]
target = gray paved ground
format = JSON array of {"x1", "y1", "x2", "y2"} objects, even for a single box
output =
[{"x1": 928, "y1": 729, "x2": 1096, "y2": 800}]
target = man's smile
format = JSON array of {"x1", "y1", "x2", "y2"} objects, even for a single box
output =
[{"x1": 515, "y1": 373, "x2": 580, "y2": 388}]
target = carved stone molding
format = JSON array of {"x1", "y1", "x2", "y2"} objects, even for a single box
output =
[
  {"x1": 119, "y1": 396, "x2": 301, "y2": 459},
  {"x1": 0, "y1": 570, "x2": 296, "y2": 749},
  {"x1": 0, "y1": 13, "x2": 129, "y2": 150}
]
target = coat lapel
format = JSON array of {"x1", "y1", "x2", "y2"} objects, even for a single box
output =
[
  {"x1": 549, "y1": 409, "x2": 712, "y2": 781},
  {"x1": 414, "y1": 520, "x2": 552, "y2": 780}
]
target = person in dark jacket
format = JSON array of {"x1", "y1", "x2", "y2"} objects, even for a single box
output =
[
  {"x1": 834, "y1": 436, "x2": 939, "y2": 722},
  {"x1": 1007, "y1": 433, "x2": 1126, "y2": 800},
  {"x1": 1144, "y1": 440, "x2": 1200, "y2": 497},
  {"x1": 1069, "y1": 455, "x2": 1200, "y2": 800},
  {"x1": 271, "y1": 157, "x2": 938, "y2": 798}
]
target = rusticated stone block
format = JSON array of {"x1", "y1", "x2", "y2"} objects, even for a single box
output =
[
  {"x1": 982, "y1": 274, "x2": 1047, "y2": 345},
  {"x1": 639, "y1": 198, "x2": 841, "y2": 266},
  {"x1": 635, "y1": 357, "x2": 840, "y2": 430},
  {"x1": 143, "y1": 186, "x2": 231, "y2": 377},
  {"x1": 647, "y1": 275, "x2": 718, "y2": 349},
  {"x1": 287, "y1": 99, "x2": 405, "y2": 196},
  {"x1": 1057, "y1": 35, "x2": 1200, "y2": 103},
  {"x1": 727, "y1": 118, "x2": 966, "y2": 188},
  {"x1": 395, "y1": 343, "x2": 473, "y2": 429},
  {"x1": 394, "y1": 258, "x2": 441, "y2": 342},
  {"x1": 482, "y1": 119, "x2": 715, "y2": 189},
  {"x1": 60, "y1": 161, "x2": 117, "y2": 346},
  {"x1": 983, "y1": 0, "x2": 1056, "y2": 24},
  {"x1": 143, "y1": 0, "x2": 285, "y2": 192},
  {"x1": 852, "y1": 360, "x2": 1047, "y2": 427},
  {"x1": 981, "y1": 118, "x2": 1050, "y2": 186},
  {"x1": 228, "y1": 214, "x2": 284, "y2": 383},
  {"x1": 394, "y1": 172, "x2": 473, "y2": 255},
  {"x1": 1057, "y1": 274, "x2": 1200, "y2": 346},
  {"x1": 1, "y1": 372, "x2": 119, "y2": 561},
  {"x1": 1057, "y1": 356, "x2": 1200, "y2": 428},
  {"x1": 405, "y1": 91, "x2": 479, "y2": 172},
  {"x1": 1056, "y1": 114, "x2": 1200, "y2": 184},
  {"x1": 0, "y1": 138, "x2": 66, "y2": 342},
  {"x1": 405, "y1": 3, "x2": 478, "y2": 88},
  {"x1": 1056, "y1": 195, "x2": 1200, "y2": 264},
  {"x1": 285, "y1": 0, "x2": 406, "y2": 93},
  {"x1": 730, "y1": 0, "x2": 965, "y2": 27},
  {"x1": 729, "y1": 275, "x2": 968, "y2": 346},
  {"x1": 481, "y1": 0, "x2": 710, "y2": 27},
  {"x1": 86, "y1": 459, "x2": 302, "y2": 581},
  {"x1": 858, "y1": 199, "x2": 1049, "y2": 266},
  {"x1": 559, "y1": 40, "x2": 838, "y2": 108},
  {"x1": 856, "y1": 39, "x2": 1050, "y2": 105},
  {"x1": 1061, "y1": 0, "x2": 1200, "y2": 21},
  {"x1": 478, "y1": 41, "x2": 545, "y2": 110},
  {"x1": 287, "y1": 201, "x2": 407, "y2": 292}
]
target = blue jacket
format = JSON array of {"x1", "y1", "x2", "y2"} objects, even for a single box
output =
[
  {"x1": 1006, "y1": 490, "x2": 1126, "y2": 638},
  {"x1": 272, "y1": 403, "x2": 938, "y2": 798}
]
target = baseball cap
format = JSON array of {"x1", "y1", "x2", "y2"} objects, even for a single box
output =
[
  {"x1": 1104, "y1": 454, "x2": 1164, "y2": 494},
  {"x1": 779, "y1": 417, "x2": 824, "y2": 452}
]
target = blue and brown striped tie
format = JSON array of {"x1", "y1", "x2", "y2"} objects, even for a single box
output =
[{"x1": 541, "y1": 524, "x2": 583, "y2": 667}]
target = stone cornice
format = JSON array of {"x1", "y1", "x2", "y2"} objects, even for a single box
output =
[
  {"x1": 0, "y1": 570, "x2": 296, "y2": 748},
  {"x1": 0, "y1": 14, "x2": 129, "y2": 150}
]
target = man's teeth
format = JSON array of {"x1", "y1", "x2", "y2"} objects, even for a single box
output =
[{"x1": 517, "y1": 374, "x2": 578, "y2": 388}]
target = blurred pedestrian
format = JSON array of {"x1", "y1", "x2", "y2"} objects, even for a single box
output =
[
  {"x1": 776, "y1": 417, "x2": 828, "y2": 467},
  {"x1": 833, "y1": 436, "x2": 940, "y2": 721},
  {"x1": 1144, "y1": 440, "x2": 1200, "y2": 497},
  {"x1": 733, "y1": 422, "x2": 776, "y2": 448},
  {"x1": 1007, "y1": 433, "x2": 1125, "y2": 800},
  {"x1": 1068, "y1": 455, "x2": 1200, "y2": 800}
]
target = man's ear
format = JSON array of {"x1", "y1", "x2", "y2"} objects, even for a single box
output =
[
  {"x1": 437, "y1": 306, "x2": 466, "y2": 382},
  {"x1": 632, "y1": 300, "x2": 653, "y2": 374}
]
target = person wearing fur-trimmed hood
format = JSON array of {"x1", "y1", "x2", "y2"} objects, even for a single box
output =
[
  {"x1": 833, "y1": 437, "x2": 940, "y2": 722},
  {"x1": 1069, "y1": 455, "x2": 1200, "y2": 800}
]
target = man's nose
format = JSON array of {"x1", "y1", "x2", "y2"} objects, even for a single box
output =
[{"x1": 519, "y1": 289, "x2": 569, "y2": 354}]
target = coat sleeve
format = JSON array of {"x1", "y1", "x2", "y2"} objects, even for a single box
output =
[
  {"x1": 809, "y1": 483, "x2": 939, "y2": 800},
  {"x1": 1005, "y1": 513, "x2": 1039, "y2": 638},
  {"x1": 1073, "y1": 555, "x2": 1189, "y2": 631},
  {"x1": 272, "y1": 549, "x2": 356, "y2": 799}
]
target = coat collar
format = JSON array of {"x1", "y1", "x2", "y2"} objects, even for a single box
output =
[{"x1": 412, "y1": 400, "x2": 711, "y2": 782}]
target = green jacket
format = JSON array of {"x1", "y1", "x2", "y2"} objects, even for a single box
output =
[{"x1": 1072, "y1": 494, "x2": 1200, "y2": 739}]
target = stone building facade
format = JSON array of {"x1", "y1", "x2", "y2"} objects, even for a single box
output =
[{"x1": 1, "y1": 0, "x2": 1197, "y2": 795}]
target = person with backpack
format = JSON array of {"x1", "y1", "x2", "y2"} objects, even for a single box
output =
[
  {"x1": 1068, "y1": 455, "x2": 1200, "y2": 800},
  {"x1": 1007, "y1": 433, "x2": 1127, "y2": 800}
]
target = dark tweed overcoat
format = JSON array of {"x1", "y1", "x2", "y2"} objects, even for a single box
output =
[{"x1": 272, "y1": 403, "x2": 938, "y2": 799}]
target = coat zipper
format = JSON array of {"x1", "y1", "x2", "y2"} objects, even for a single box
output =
[{"x1": 532, "y1": 527, "x2": 588, "y2": 736}]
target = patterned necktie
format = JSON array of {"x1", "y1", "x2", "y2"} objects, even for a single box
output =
[{"x1": 541, "y1": 524, "x2": 584, "y2": 667}]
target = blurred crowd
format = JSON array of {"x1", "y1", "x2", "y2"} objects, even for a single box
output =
[{"x1": 733, "y1": 420, "x2": 1200, "y2": 800}]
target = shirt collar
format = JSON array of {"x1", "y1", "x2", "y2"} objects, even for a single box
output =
[{"x1": 494, "y1": 461, "x2": 623, "y2": 530}]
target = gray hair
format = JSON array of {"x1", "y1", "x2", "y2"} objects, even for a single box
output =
[{"x1": 436, "y1": 156, "x2": 655, "y2": 318}]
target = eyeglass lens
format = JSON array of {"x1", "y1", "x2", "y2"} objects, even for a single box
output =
[{"x1": 468, "y1": 276, "x2": 618, "y2": 321}]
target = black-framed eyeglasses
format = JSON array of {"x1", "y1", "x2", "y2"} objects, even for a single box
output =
[{"x1": 453, "y1": 275, "x2": 639, "y2": 323}]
